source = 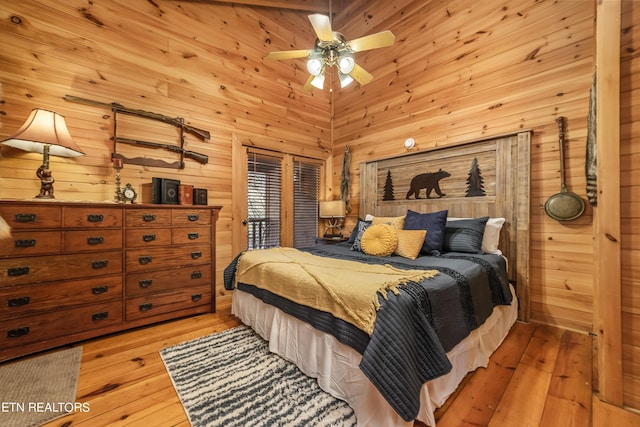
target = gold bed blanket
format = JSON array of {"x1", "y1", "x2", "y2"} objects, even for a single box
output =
[{"x1": 236, "y1": 247, "x2": 438, "y2": 335}]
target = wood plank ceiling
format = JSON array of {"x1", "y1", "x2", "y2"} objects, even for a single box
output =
[{"x1": 188, "y1": 0, "x2": 343, "y2": 13}]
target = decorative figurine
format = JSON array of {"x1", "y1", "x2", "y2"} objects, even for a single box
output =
[{"x1": 36, "y1": 165, "x2": 55, "y2": 198}]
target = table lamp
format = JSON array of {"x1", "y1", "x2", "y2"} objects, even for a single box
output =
[
  {"x1": 0, "y1": 109, "x2": 85, "y2": 199},
  {"x1": 319, "y1": 200, "x2": 346, "y2": 238}
]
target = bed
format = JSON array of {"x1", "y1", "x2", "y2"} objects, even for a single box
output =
[{"x1": 225, "y1": 131, "x2": 531, "y2": 427}]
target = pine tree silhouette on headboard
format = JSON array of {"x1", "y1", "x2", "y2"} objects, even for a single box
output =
[
  {"x1": 466, "y1": 158, "x2": 486, "y2": 197},
  {"x1": 383, "y1": 170, "x2": 395, "y2": 201}
]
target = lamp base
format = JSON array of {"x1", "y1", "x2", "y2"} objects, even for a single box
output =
[
  {"x1": 323, "y1": 232, "x2": 343, "y2": 239},
  {"x1": 35, "y1": 164, "x2": 55, "y2": 199},
  {"x1": 323, "y1": 218, "x2": 342, "y2": 238}
]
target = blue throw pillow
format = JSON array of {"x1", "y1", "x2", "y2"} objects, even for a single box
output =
[
  {"x1": 350, "y1": 220, "x2": 372, "y2": 252},
  {"x1": 403, "y1": 209, "x2": 448, "y2": 256},
  {"x1": 444, "y1": 217, "x2": 489, "y2": 253},
  {"x1": 348, "y1": 218, "x2": 371, "y2": 244}
]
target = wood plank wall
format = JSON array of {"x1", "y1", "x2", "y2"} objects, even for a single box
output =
[
  {"x1": 331, "y1": 0, "x2": 596, "y2": 332},
  {"x1": 621, "y1": 0, "x2": 640, "y2": 410},
  {"x1": 0, "y1": 0, "x2": 331, "y2": 304},
  {"x1": 0, "y1": 0, "x2": 639, "y2": 413}
]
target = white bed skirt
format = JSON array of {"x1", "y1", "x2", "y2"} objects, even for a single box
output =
[{"x1": 232, "y1": 286, "x2": 517, "y2": 427}]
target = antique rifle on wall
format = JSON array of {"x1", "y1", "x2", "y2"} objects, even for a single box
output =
[
  {"x1": 63, "y1": 94, "x2": 211, "y2": 141},
  {"x1": 114, "y1": 137, "x2": 208, "y2": 165}
]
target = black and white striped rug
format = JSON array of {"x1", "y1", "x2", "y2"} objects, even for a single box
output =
[{"x1": 160, "y1": 325, "x2": 357, "y2": 427}]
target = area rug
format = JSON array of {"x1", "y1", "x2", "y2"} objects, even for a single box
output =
[
  {"x1": 0, "y1": 346, "x2": 83, "y2": 427},
  {"x1": 160, "y1": 325, "x2": 357, "y2": 427}
]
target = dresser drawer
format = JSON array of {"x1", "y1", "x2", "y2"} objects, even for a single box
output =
[
  {"x1": 0, "y1": 231, "x2": 62, "y2": 257},
  {"x1": 171, "y1": 226, "x2": 211, "y2": 245},
  {"x1": 0, "y1": 275, "x2": 122, "y2": 320},
  {"x1": 63, "y1": 206, "x2": 123, "y2": 228},
  {"x1": 63, "y1": 229, "x2": 123, "y2": 252},
  {"x1": 0, "y1": 205, "x2": 62, "y2": 229},
  {"x1": 0, "y1": 251, "x2": 123, "y2": 286},
  {"x1": 125, "y1": 285, "x2": 210, "y2": 321},
  {"x1": 125, "y1": 265, "x2": 211, "y2": 296},
  {"x1": 125, "y1": 228, "x2": 172, "y2": 248},
  {"x1": 125, "y1": 244, "x2": 210, "y2": 272},
  {"x1": 172, "y1": 209, "x2": 211, "y2": 226},
  {"x1": 1, "y1": 301, "x2": 123, "y2": 349},
  {"x1": 125, "y1": 209, "x2": 172, "y2": 227}
]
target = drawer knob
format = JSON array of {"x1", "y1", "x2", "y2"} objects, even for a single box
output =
[
  {"x1": 191, "y1": 251, "x2": 202, "y2": 260},
  {"x1": 8, "y1": 267, "x2": 30, "y2": 277},
  {"x1": 139, "y1": 279, "x2": 153, "y2": 288},
  {"x1": 92, "y1": 312, "x2": 109, "y2": 321},
  {"x1": 8, "y1": 296, "x2": 30, "y2": 307},
  {"x1": 87, "y1": 236, "x2": 104, "y2": 246},
  {"x1": 87, "y1": 214, "x2": 104, "y2": 223},
  {"x1": 142, "y1": 214, "x2": 156, "y2": 222},
  {"x1": 138, "y1": 256, "x2": 152, "y2": 265},
  {"x1": 187, "y1": 232, "x2": 200, "y2": 240},
  {"x1": 191, "y1": 271, "x2": 202, "y2": 280},
  {"x1": 142, "y1": 234, "x2": 156, "y2": 242},
  {"x1": 7, "y1": 326, "x2": 30, "y2": 338},
  {"x1": 15, "y1": 239, "x2": 36, "y2": 248},
  {"x1": 187, "y1": 214, "x2": 199, "y2": 222},
  {"x1": 191, "y1": 294, "x2": 202, "y2": 302},
  {"x1": 14, "y1": 213, "x2": 36, "y2": 223},
  {"x1": 139, "y1": 303, "x2": 153, "y2": 312},
  {"x1": 91, "y1": 260, "x2": 109, "y2": 269},
  {"x1": 92, "y1": 286, "x2": 109, "y2": 295}
]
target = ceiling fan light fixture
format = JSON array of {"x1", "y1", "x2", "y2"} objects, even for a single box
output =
[
  {"x1": 338, "y1": 55, "x2": 355, "y2": 74},
  {"x1": 307, "y1": 58, "x2": 324, "y2": 76},
  {"x1": 339, "y1": 72, "x2": 354, "y2": 88},
  {"x1": 311, "y1": 74, "x2": 325, "y2": 89}
]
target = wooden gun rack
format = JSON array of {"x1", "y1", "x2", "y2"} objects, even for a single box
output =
[{"x1": 64, "y1": 95, "x2": 210, "y2": 169}]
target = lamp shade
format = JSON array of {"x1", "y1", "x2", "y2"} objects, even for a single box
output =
[
  {"x1": 319, "y1": 200, "x2": 346, "y2": 218},
  {"x1": 1, "y1": 109, "x2": 85, "y2": 157}
]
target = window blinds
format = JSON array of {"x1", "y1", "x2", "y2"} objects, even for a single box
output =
[
  {"x1": 247, "y1": 152, "x2": 281, "y2": 249},
  {"x1": 293, "y1": 159, "x2": 320, "y2": 248}
]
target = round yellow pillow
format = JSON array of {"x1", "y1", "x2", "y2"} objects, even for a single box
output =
[{"x1": 360, "y1": 223, "x2": 398, "y2": 256}]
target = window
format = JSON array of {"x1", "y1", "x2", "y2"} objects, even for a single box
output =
[
  {"x1": 293, "y1": 159, "x2": 320, "y2": 248},
  {"x1": 247, "y1": 152, "x2": 281, "y2": 249},
  {"x1": 245, "y1": 149, "x2": 322, "y2": 250}
]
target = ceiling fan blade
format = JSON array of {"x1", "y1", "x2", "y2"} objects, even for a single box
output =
[
  {"x1": 348, "y1": 30, "x2": 395, "y2": 52},
  {"x1": 302, "y1": 75, "x2": 315, "y2": 92},
  {"x1": 267, "y1": 49, "x2": 311, "y2": 60},
  {"x1": 308, "y1": 14, "x2": 333, "y2": 42},
  {"x1": 350, "y1": 63, "x2": 374, "y2": 86}
]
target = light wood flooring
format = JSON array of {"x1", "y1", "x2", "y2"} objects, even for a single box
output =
[{"x1": 32, "y1": 305, "x2": 596, "y2": 427}]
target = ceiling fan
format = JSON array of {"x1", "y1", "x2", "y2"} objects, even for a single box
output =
[{"x1": 267, "y1": 14, "x2": 395, "y2": 91}]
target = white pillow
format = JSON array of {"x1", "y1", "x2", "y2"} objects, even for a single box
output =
[{"x1": 448, "y1": 217, "x2": 505, "y2": 255}]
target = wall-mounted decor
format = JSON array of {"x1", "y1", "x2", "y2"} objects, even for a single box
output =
[
  {"x1": 64, "y1": 95, "x2": 210, "y2": 170},
  {"x1": 373, "y1": 140, "x2": 497, "y2": 204}
]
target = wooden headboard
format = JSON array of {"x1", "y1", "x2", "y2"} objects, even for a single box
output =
[{"x1": 360, "y1": 131, "x2": 531, "y2": 321}]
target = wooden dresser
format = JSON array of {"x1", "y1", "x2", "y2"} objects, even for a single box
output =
[{"x1": 0, "y1": 200, "x2": 220, "y2": 362}]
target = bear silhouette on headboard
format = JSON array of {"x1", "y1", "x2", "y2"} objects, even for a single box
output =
[{"x1": 406, "y1": 169, "x2": 451, "y2": 199}]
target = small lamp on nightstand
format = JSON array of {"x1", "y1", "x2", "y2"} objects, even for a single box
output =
[
  {"x1": 0, "y1": 109, "x2": 85, "y2": 199},
  {"x1": 319, "y1": 200, "x2": 346, "y2": 238}
]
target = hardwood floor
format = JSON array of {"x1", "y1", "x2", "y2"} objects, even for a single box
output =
[{"x1": 34, "y1": 305, "x2": 594, "y2": 427}]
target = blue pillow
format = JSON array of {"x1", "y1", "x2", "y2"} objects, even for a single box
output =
[
  {"x1": 403, "y1": 209, "x2": 448, "y2": 256},
  {"x1": 444, "y1": 217, "x2": 489, "y2": 253},
  {"x1": 348, "y1": 218, "x2": 371, "y2": 244},
  {"x1": 350, "y1": 220, "x2": 372, "y2": 251}
]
